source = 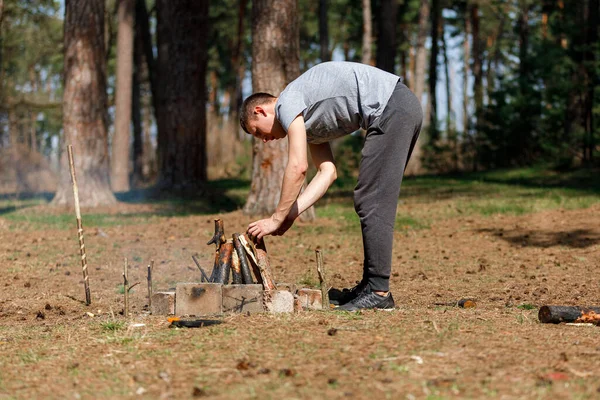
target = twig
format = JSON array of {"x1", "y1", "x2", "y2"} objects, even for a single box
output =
[
  {"x1": 68, "y1": 145, "x2": 91, "y2": 306},
  {"x1": 128, "y1": 281, "x2": 141, "y2": 292},
  {"x1": 123, "y1": 258, "x2": 129, "y2": 317},
  {"x1": 316, "y1": 249, "x2": 329, "y2": 309},
  {"x1": 192, "y1": 255, "x2": 210, "y2": 282},
  {"x1": 147, "y1": 260, "x2": 153, "y2": 308}
]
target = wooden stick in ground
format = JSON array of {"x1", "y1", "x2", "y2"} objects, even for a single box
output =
[
  {"x1": 192, "y1": 255, "x2": 210, "y2": 282},
  {"x1": 206, "y1": 218, "x2": 226, "y2": 247},
  {"x1": 233, "y1": 233, "x2": 253, "y2": 284},
  {"x1": 253, "y1": 239, "x2": 277, "y2": 291},
  {"x1": 315, "y1": 249, "x2": 329, "y2": 309},
  {"x1": 147, "y1": 260, "x2": 153, "y2": 308},
  {"x1": 123, "y1": 258, "x2": 129, "y2": 317},
  {"x1": 207, "y1": 219, "x2": 227, "y2": 282},
  {"x1": 68, "y1": 145, "x2": 91, "y2": 306},
  {"x1": 538, "y1": 306, "x2": 600, "y2": 324}
]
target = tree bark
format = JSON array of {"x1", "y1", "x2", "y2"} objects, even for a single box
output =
[
  {"x1": 244, "y1": 0, "x2": 301, "y2": 216},
  {"x1": 463, "y1": 2, "x2": 471, "y2": 136},
  {"x1": 361, "y1": 0, "x2": 372, "y2": 64},
  {"x1": 52, "y1": 0, "x2": 116, "y2": 207},
  {"x1": 131, "y1": 12, "x2": 143, "y2": 186},
  {"x1": 375, "y1": 0, "x2": 398, "y2": 73},
  {"x1": 471, "y1": 4, "x2": 483, "y2": 129},
  {"x1": 111, "y1": 0, "x2": 135, "y2": 192},
  {"x1": 584, "y1": 0, "x2": 597, "y2": 163},
  {"x1": 428, "y1": 0, "x2": 440, "y2": 139},
  {"x1": 319, "y1": 0, "x2": 330, "y2": 62},
  {"x1": 155, "y1": 0, "x2": 209, "y2": 188},
  {"x1": 414, "y1": 0, "x2": 429, "y2": 103}
]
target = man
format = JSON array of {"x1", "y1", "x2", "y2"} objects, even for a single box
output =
[{"x1": 241, "y1": 61, "x2": 422, "y2": 311}]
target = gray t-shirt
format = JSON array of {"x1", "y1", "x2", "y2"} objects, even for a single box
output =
[{"x1": 275, "y1": 61, "x2": 400, "y2": 144}]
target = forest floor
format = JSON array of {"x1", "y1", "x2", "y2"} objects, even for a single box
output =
[{"x1": 0, "y1": 167, "x2": 599, "y2": 399}]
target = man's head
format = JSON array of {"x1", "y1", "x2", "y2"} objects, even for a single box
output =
[{"x1": 240, "y1": 93, "x2": 286, "y2": 142}]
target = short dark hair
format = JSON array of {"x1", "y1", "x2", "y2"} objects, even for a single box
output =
[{"x1": 239, "y1": 92, "x2": 276, "y2": 133}]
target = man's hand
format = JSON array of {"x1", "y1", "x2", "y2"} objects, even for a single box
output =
[{"x1": 247, "y1": 215, "x2": 283, "y2": 241}]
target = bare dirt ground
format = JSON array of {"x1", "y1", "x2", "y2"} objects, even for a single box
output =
[{"x1": 0, "y1": 198, "x2": 599, "y2": 399}]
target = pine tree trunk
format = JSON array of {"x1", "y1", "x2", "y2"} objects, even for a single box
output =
[
  {"x1": 52, "y1": 0, "x2": 116, "y2": 207},
  {"x1": 463, "y1": 2, "x2": 471, "y2": 136},
  {"x1": 375, "y1": 0, "x2": 398, "y2": 73},
  {"x1": 414, "y1": 0, "x2": 429, "y2": 103},
  {"x1": 441, "y1": 18, "x2": 452, "y2": 134},
  {"x1": 584, "y1": 0, "x2": 597, "y2": 163},
  {"x1": 155, "y1": 0, "x2": 209, "y2": 188},
  {"x1": 245, "y1": 0, "x2": 315, "y2": 221},
  {"x1": 471, "y1": 4, "x2": 483, "y2": 129},
  {"x1": 111, "y1": 0, "x2": 135, "y2": 192},
  {"x1": 131, "y1": 12, "x2": 143, "y2": 186},
  {"x1": 319, "y1": 0, "x2": 330, "y2": 62},
  {"x1": 428, "y1": 0, "x2": 440, "y2": 139},
  {"x1": 361, "y1": 0, "x2": 372, "y2": 64}
]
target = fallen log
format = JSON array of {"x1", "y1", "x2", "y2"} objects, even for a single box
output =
[
  {"x1": 233, "y1": 233, "x2": 254, "y2": 284},
  {"x1": 539, "y1": 306, "x2": 600, "y2": 324}
]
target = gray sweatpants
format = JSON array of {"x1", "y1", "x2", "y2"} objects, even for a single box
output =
[{"x1": 354, "y1": 81, "x2": 423, "y2": 292}]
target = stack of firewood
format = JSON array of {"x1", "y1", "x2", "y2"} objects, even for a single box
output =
[{"x1": 193, "y1": 219, "x2": 277, "y2": 291}]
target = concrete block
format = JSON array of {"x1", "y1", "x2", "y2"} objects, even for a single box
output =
[
  {"x1": 270, "y1": 290, "x2": 294, "y2": 313},
  {"x1": 297, "y1": 288, "x2": 323, "y2": 310},
  {"x1": 276, "y1": 282, "x2": 296, "y2": 294},
  {"x1": 176, "y1": 283, "x2": 222, "y2": 316},
  {"x1": 150, "y1": 291, "x2": 176, "y2": 315},
  {"x1": 222, "y1": 284, "x2": 264, "y2": 314}
]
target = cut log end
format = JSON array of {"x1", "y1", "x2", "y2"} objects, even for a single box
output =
[{"x1": 539, "y1": 306, "x2": 600, "y2": 324}]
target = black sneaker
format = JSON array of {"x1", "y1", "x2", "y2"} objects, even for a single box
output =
[
  {"x1": 328, "y1": 282, "x2": 368, "y2": 306},
  {"x1": 337, "y1": 290, "x2": 395, "y2": 311}
]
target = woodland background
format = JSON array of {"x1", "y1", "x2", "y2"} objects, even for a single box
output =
[{"x1": 0, "y1": 0, "x2": 598, "y2": 211}]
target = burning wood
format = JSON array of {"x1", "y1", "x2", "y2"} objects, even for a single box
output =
[
  {"x1": 231, "y1": 249, "x2": 243, "y2": 284},
  {"x1": 214, "y1": 240, "x2": 234, "y2": 284},
  {"x1": 207, "y1": 218, "x2": 226, "y2": 247},
  {"x1": 538, "y1": 306, "x2": 600, "y2": 324},
  {"x1": 238, "y1": 234, "x2": 262, "y2": 285},
  {"x1": 233, "y1": 233, "x2": 254, "y2": 284},
  {"x1": 254, "y1": 239, "x2": 277, "y2": 291}
]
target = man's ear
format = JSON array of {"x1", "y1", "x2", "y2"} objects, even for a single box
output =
[{"x1": 253, "y1": 105, "x2": 267, "y2": 117}]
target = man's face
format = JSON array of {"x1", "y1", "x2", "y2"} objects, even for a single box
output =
[{"x1": 246, "y1": 104, "x2": 286, "y2": 143}]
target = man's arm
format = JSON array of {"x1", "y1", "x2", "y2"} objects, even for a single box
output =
[
  {"x1": 247, "y1": 115, "x2": 307, "y2": 240},
  {"x1": 295, "y1": 142, "x2": 337, "y2": 215},
  {"x1": 273, "y1": 142, "x2": 337, "y2": 236},
  {"x1": 272, "y1": 115, "x2": 309, "y2": 223}
]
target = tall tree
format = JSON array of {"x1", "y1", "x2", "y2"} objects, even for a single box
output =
[
  {"x1": 428, "y1": 0, "x2": 440, "y2": 138},
  {"x1": 462, "y1": 1, "x2": 471, "y2": 136},
  {"x1": 413, "y1": 0, "x2": 429, "y2": 103},
  {"x1": 375, "y1": 0, "x2": 398, "y2": 73},
  {"x1": 361, "y1": 0, "x2": 372, "y2": 64},
  {"x1": 471, "y1": 3, "x2": 483, "y2": 130},
  {"x1": 244, "y1": 0, "x2": 316, "y2": 220},
  {"x1": 584, "y1": 0, "x2": 597, "y2": 163},
  {"x1": 319, "y1": 0, "x2": 330, "y2": 62},
  {"x1": 52, "y1": 0, "x2": 116, "y2": 206},
  {"x1": 155, "y1": 0, "x2": 209, "y2": 188},
  {"x1": 111, "y1": 0, "x2": 135, "y2": 192}
]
